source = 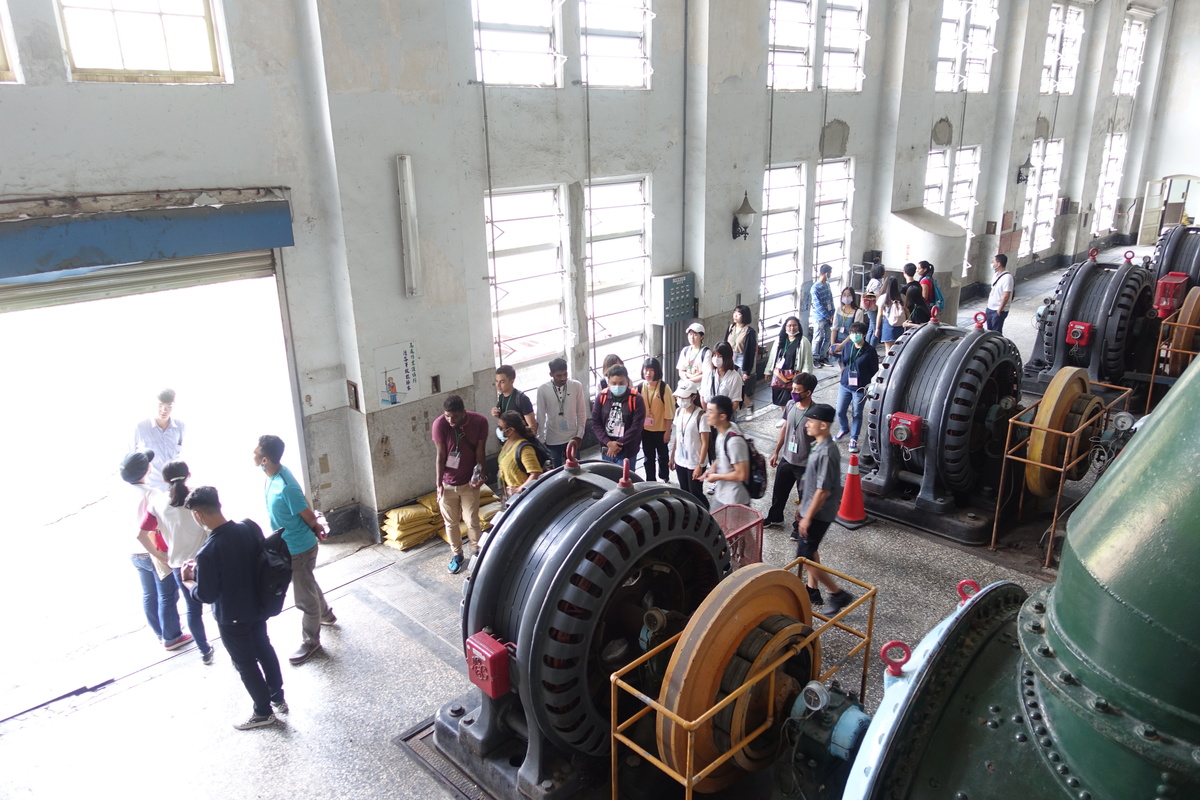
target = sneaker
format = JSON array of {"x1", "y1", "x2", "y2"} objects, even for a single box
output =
[
  {"x1": 201, "y1": 646, "x2": 215, "y2": 665},
  {"x1": 849, "y1": 438, "x2": 859, "y2": 453},
  {"x1": 448, "y1": 554, "x2": 466, "y2": 574},
  {"x1": 233, "y1": 713, "x2": 276, "y2": 730},
  {"x1": 320, "y1": 611, "x2": 337, "y2": 626},
  {"x1": 822, "y1": 590, "x2": 855, "y2": 617},
  {"x1": 764, "y1": 519, "x2": 783, "y2": 529},
  {"x1": 288, "y1": 642, "x2": 321, "y2": 665},
  {"x1": 272, "y1": 701, "x2": 289, "y2": 716},
  {"x1": 834, "y1": 429, "x2": 848, "y2": 441},
  {"x1": 807, "y1": 586, "x2": 825, "y2": 609},
  {"x1": 163, "y1": 633, "x2": 193, "y2": 651}
]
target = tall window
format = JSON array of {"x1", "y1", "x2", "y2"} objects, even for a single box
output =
[
  {"x1": 580, "y1": 0, "x2": 652, "y2": 88},
  {"x1": 485, "y1": 189, "x2": 569, "y2": 390},
  {"x1": 813, "y1": 159, "x2": 853, "y2": 285},
  {"x1": 1041, "y1": 4, "x2": 1085, "y2": 94},
  {"x1": 0, "y1": 1, "x2": 15, "y2": 83},
  {"x1": 1093, "y1": 133, "x2": 1127, "y2": 235},
  {"x1": 1113, "y1": 16, "x2": 1146, "y2": 97},
  {"x1": 924, "y1": 146, "x2": 981, "y2": 232},
  {"x1": 768, "y1": 0, "x2": 815, "y2": 90},
  {"x1": 824, "y1": 0, "x2": 868, "y2": 92},
  {"x1": 56, "y1": 0, "x2": 226, "y2": 83},
  {"x1": 1023, "y1": 139, "x2": 1064, "y2": 256},
  {"x1": 473, "y1": 0, "x2": 561, "y2": 87},
  {"x1": 585, "y1": 179, "x2": 650, "y2": 384},
  {"x1": 936, "y1": 0, "x2": 998, "y2": 93},
  {"x1": 760, "y1": 165, "x2": 807, "y2": 333}
]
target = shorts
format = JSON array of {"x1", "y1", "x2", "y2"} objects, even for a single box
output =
[{"x1": 795, "y1": 518, "x2": 833, "y2": 560}]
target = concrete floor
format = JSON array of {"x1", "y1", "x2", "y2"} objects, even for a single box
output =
[{"x1": 0, "y1": 249, "x2": 1148, "y2": 799}]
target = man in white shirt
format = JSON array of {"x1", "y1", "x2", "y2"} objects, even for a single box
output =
[
  {"x1": 986, "y1": 254, "x2": 1014, "y2": 333},
  {"x1": 133, "y1": 388, "x2": 185, "y2": 491},
  {"x1": 703, "y1": 395, "x2": 750, "y2": 506},
  {"x1": 536, "y1": 358, "x2": 587, "y2": 468}
]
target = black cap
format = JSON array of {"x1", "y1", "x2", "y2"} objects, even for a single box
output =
[
  {"x1": 120, "y1": 448, "x2": 155, "y2": 483},
  {"x1": 809, "y1": 403, "x2": 836, "y2": 424}
]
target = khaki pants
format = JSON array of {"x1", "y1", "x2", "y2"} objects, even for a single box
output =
[
  {"x1": 438, "y1": 483, "x2": 482, "y2": 556},
  {"x1": 291, "y1": 543, "x2": 330, "y2": 646}
]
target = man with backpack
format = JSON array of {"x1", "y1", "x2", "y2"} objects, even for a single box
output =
[
  {"x1": 254, "y1": 434, "x2": 334, "y2": 665},
  {"x1": 591, "y1": 365, "x2": 646, "y2": 477},
  {"x1": 181, "y1": 486, "x2": 286, "y2": 730},
  {"x1": 703, "y1": 394, "x2": 750, "y2": 506}
]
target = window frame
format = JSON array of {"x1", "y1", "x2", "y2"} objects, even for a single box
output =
[
  {"x1": 760, "y1": 164, "x2": 807, "y2": 335},
  {"x1": 472, "y1": 0, "x2": 564, "y2": 88},
  {"x1": 583, "y1": 176, "x2": 652, "y2": 387},
  {"x1": 812, "y1": 158, "x2": 853, "y2": 293},
  {"x1": 485, "y1": 186, "x2": 572, "y2": 390},
  {"x1": 935, "y1": 0, "x2": 998, "y2": 94},
  {"x1": 767, "y1": 0, "x2": 815, "y2": 91},
  {"x1": 56, "y1": 0, "x2": 229, "y2": 84},
  {"x1": 580, "y1": 0, "x2": 653, "y2": 89},
  {"x1": 1041, "y1": 3, "x2": 1085, "y2": 95},
  {"x1": 1093, "y1": 132, "x2": 1127, "y2": 235},
  {"x1": 1022, "y1": 138, "x2": 1064, "y2": 256},
  {"x1": 822, "y1": 0, "x2": 868, "y2": 92},
  {"x1": 1112, "y1": 16, "x2": 1146, "y2": 97}
]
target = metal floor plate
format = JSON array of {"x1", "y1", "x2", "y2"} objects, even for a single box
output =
[{"x1": 395, "y1": 718, "x2": 494, "y2": 800}]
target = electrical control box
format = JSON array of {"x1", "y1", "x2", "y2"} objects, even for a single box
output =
[
  {"x1": 889, "y1": 412, "x2": 923, "y2": 448},
  {"x1": 650, "y1": 272, "x2": 696, "y2": 325},
  {"x1": 1065, "y1": 321, "x2": 1094, "y2": 346},
  {"x1": 465, "y1": 631, "x2": 510, "y2": 699},
  {"x1": 1154, "y1": 272, "x2": 1190, "y2": 318}
]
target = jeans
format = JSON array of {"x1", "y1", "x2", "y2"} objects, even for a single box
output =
[
  {"x1": 290, "y1": 544, "x2": 331, "y2": 646},
  {"x1": 220, "y1": 620, "x2": 283, "y2": 717},
  {"x1": 675, "y1": 465, "x2": 709, "y2": 510},
  {"x1": 813, "y1": 318, "x2": 832, "y2": 362},
  {"x1": 131, "y1": 553, "x2": 181, "y2": 642},
  {"x1": 836, "y1": 383, "x2": 868, "y2": 441},
  {"x1": 641, "y1": 430, "x2": 671, "y2": 482},
  {"x1": 985, "y1": 308, "x2": 1009, "y2": 333},
  {"x1": 601, "y1": 452, "x2": 641, "y2": 481},
  {"x1": 865, "y1": 309, "x2": 879, "y2": 346},
  {"x1": 546, "y1": 442, "x2": 568, "y2": 468},
  {"x1": 172, "y1": 567, "x2": 211, "y2": 654},
  {"x1": 766, "y1": 461, "x2": 805, "y2": 524}
]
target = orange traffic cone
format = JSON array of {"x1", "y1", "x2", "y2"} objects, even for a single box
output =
[{"x1": 836, "y1": 453, "x2": 869, "y2": 530}]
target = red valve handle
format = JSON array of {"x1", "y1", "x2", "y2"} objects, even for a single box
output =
[
  {"x1": 957, "y1": 579, "x2": 981, "y2": 605},
  {"x1": 1124, "y1": 250, "x2": 1136, "y2": 263},
  {"x1": 618, "y1": 459, "x2": 633, "y2": 488},
  {"x1": 1089, "y1": 248, "x2": 1100, "y2": 259},
  {"x1": 973, "y1": 311, "x2": 987, "y2": 329},
  {"x1": 881, "y1": 640, "x2": 911, "y2": 677},
  {"x1": 565, "y1": 439, "x2": 580, "y2": 469}
]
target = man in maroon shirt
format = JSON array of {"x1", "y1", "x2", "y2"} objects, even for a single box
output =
[{"x1": 432, "y1": 394, "x2": 489, "y2": 574}]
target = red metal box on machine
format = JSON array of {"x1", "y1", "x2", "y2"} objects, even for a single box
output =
[
  {"x1": 1154, "y1": 272, "x2": 1190, "y2": 318},
  {"x1": 465, "y1": 631, "x2": 510, "y2": 699},
  {"x1": 888, "y1": 412, "x2": 923, "y2": 448},
  {"x1": 1065, "y1": 321, "x2": 1093, "y2": 346}
]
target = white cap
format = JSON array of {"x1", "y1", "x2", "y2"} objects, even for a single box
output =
[
  {"x1": 686, "y1": 322, "x2": 705, "y2": 335},
  {"x1": 673, "y1": 379, "x2": 698, "y2": 397}
]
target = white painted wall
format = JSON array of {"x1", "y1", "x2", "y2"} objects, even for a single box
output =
[{"x1": 0, "y1": 0, "x2": 1176, "y2": 524}]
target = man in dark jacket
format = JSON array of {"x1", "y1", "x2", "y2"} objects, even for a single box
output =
[
  {"x1": 181, "y1": 486, "x2": 285, "y2": 730},
  {"x1": 591, "y1": 365, "x2": 646, "y2": 477}
]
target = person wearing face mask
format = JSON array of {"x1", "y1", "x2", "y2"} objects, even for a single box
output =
[
  {"x1": 765, "y1": 372, "x2": 817, "y2": 529},
  {"x1": 637, "y1": 358, "x2": 675, "y2": 482},
  {"x1": 725, "y1": 305, "x2": 759, "y2": 415},
  {"x1": 676, "y1": 322, "x2": 710, "y2": 385},
  {"x1": 668, "y1": 380, "x2": 710, "y2": 507},
  {"x1": 830, "y1": 288, "x2": 867, "y2": 357},
  {"x1": 497, "y1": 411, "x2": 544, "y2": 502},
  {"x1": 767, "y1": 316, "x2": 815, "y2": 427},
  {"x1": 834, "y1": 322, "x2": 879, "y2": 454},
  {"x1": 492, "y1": 365, "x2": 536, "y2": 442},
  {"x1": 699, "y1": 342, "x2": 744, "y2": 411},
  {"x1": 591, "y1": 365, "x2": 646, "y2": 476}
]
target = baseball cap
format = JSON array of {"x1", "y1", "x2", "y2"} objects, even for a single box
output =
[
  {"x1": 120, "y1": 448, "x2": 155, "y2": 483},
  {"x1": 673, "y1": 379, "x2": 698, "y2": 397},
  {"x1": 808, "y1": 403, "x2": 836, "y2": 424},
  {"x1": 686, "y1": 322, "x2": 705, "y2": 335}
]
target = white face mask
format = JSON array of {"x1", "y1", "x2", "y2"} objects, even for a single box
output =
[
  {"x1": 678, "y1": 398, "x2": 692, "y2": 410},
  {"x1": 712, "y1": 356, "x2": 724, "y2": 368}
]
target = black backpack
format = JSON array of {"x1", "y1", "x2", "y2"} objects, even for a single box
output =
[
  {"x1": 722, "y1": 431, "x2": 768, "y2": 500},
  {"x1": 252, "y1": 519, "x2": 293, "y2": 618},
  {"x1": 516, "y1": 437, "x2": 555, "y2": 472}
]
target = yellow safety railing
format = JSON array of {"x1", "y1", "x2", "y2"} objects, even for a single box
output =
[{"x1": 609, "y1": 559, "x2": 876, "y2": 800}]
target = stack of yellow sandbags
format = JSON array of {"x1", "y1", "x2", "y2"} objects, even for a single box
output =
[{"x1": 382, "y1": 485, "x2": 505, "y2": 550}]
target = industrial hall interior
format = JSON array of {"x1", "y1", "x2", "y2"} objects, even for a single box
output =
[{"x1": 3, "y1": 0, "x2": 1199, "y2": 798}]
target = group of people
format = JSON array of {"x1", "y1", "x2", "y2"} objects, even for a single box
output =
[{"x1": 125, "y1": 390, "x2": 334, "y2": 730}]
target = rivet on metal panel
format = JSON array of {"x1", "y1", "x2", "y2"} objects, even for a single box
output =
[
  {"x1": 1015, "y1": 733, "x2": 1028, "y2": 742},
  {"x1": 1092, "y1": 697, "x2": 1110, "y2": 712},
  {"x1": 1140, "y1": 725, "x2": 1159, "y2": 740}
]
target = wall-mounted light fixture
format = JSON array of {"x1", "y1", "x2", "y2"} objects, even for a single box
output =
[
  {"x1": 732, "y1": 192, "x2": 757, "y2": 240},
  {"x1": 1016, "y1": 154, "x2": 1034, "y2": 185}
]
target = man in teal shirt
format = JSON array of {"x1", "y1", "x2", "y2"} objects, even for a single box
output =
[{"x1": 254, "y1": 435, "x2": 335, "y2": 665}]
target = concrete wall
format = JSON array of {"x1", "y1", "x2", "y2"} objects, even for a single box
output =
[{"x1": 0, "y1": 0, "x2": 1175, "y2": 530}]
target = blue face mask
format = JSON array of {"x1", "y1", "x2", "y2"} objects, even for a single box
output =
[{"x1": 611, "y1": 384, "x2": 628, "y2": 397}]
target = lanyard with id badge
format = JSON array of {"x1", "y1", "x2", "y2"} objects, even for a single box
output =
[
  {"x1": 846, "y1": 345, "x2": 863, "y2": 389},
  {"x1": 554, "y1": 385, "x2": 572, "y2": 432},
  {"x1": 447, "y1": 426, "x2": 465, "y2": 469},
  {"x1": 788, "y1": 404, "x2": 811, "y2": 454}
]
